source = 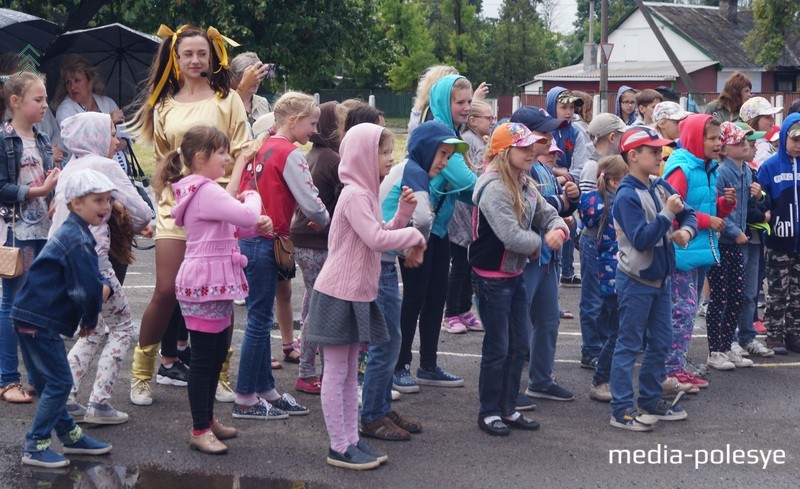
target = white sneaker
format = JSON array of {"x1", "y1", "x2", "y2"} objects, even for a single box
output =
[
  {"x1": 730, "y1": 341, "x2": 749, "y2": 357},
  {"x1": 234, "y1": 299, "x2": 246, "y2": 306},
  {"x1": 215, "y1": 380, "x2": 236, "y2": 403},
  {"x1": 391, "y1": 389, "x2": 401, "y2": 401},
  {"x1": 357, "y1": 385, "x2": 363, "y2": 407},
  {"x1": 724, "y1": 350, "x2": 754, "y2": 368},
  {"x1": 707, "y1": 352, "x2": 735, "y2": 371},
  {"x1": 744, "y1": 339, "x2": 775, "y2": 357},
  {"x1": 661, "y1": 377, "x2": 696, "y2": 397},
  {"x1": 130, "y1": 379, "x2": 153, "y2": 406},
  {"x1": 589, "y1": 382, "x2": 611, "y2": 402}
]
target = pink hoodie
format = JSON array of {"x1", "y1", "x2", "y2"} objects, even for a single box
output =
[
  {"x1": 313, "y1": 123, "x2": 425, "y2": 302},
  {"x1": 171, "y1": 174, "x2": 261, "y2": 332}
]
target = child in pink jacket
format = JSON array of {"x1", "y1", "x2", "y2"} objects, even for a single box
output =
[
  {"x1": 166, "y1": 126, "x2": 271, "y2": 455},
  {"x1": 304, "y1": 123, "x2": 426, "y2": 470}
]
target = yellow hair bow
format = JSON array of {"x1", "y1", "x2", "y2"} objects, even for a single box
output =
[
  {"x1": 148, "y1": 24, "x2": 187, "y2": 107},
  {"x1": 206, "y1": 26, "x2": 240, "y2": 72}
]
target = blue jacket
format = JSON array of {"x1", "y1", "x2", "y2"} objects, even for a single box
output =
[
  {"x1": 424, "y1": 74, "x2": 477, "y2": 239},
  {"x1": 716, "y1": 158, "x2": 751, "y2": 244},
  {"x1": 529, "y1": 162, "x2": 578, "y2": 265},
  {"x1": 757, "y1": 113, "x2": 800, "y2": 253},
  {"x1": 0, "y1": 122, "x2": 55, "y2": 205},
  {"x1": 579, "y1": 190, "x2": 618, "y2": 297},
  {"x1": 11, "y1": 212, "x2": 109, "y2": 337},
  {"x1": 663, "y1": 147, "x2": 720, "y2": 271},
  {"x1": 546, "y1": 86, "x2": 580, "y2": 171},
  {"x1": 613, "y1": 175, "x2": 697, "y2": 288}
]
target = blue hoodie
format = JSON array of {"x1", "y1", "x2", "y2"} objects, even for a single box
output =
[
  {"x1": 615, "y1": 85, "x2": 638, "y2": 126},
  {"x1": 757, "y1": 113, "x2": 800, "y2": 253},
  {"x1": 381, "y1": 120, "x2": 467, "y2": 240},
  {"x1": 545, "y1": 86, "x2": 593, "y2": 180},
  {"x1": 422, "y1": 74, "x2": 477, "y2": 238}
]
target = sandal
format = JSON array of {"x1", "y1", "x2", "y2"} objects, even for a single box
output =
[
  {"x1": 1, "y1": 383, "x2": 33, "y2": 404},
  {"x1": 271, "y1": 357, "x2": 283, "y2": 370},
  {"x1": 282, "y1": 340, "x2": 301, "y2": 364},
  {"x1": 359, "y1": 416, "x2": 410, "y2": 441}
]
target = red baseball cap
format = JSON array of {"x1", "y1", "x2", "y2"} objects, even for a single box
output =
[
  {"x1": 620, "y1": 125, "x2": 675, "y2": 153},
  {"x1": 765, "y1": 125, "x2": 781, "y2": 143}
]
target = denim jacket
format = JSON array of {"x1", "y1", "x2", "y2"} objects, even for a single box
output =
[
  {"x1": 716, "y1": 158, "x2": 750, "y2": 244},
  {"x1": 11, "y1": 212, "x2": 109, "y2": 337},
  {"x1": 0, "y1": 122, "x2": 55, "y2": 205}
]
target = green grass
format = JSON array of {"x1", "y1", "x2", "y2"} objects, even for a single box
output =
[{"x1": 134, "y1": 133, "x2": 409, "y2": 178}]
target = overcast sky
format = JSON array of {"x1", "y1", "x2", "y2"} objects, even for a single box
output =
[{"x1": 481, "y1": 0, "x2": 579, "y2": 34}]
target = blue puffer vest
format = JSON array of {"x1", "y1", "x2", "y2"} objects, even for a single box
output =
[{"x1": 663, "y1": 148, "x2": 719, "y2": 271}]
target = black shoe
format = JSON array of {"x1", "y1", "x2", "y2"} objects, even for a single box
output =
[
  {"x1": 503, "y1": 414, "x2": 540, "y2": 431},
  {"x1": 786, "y1": 334, "x2": 800, "y2": 354},
  {"x1": 580, "y1": 354, "x2": 598, "y2": 370},
  {"x1": 478, "y1": 417, "x2": 510, "y2": 436},
  {"x1": 156, "y1": 361, "x2": 189, "y2": 386},
  {"x1": 560, "y1": 274, "x2": 581, "y2": 287},
  {"x1": 177, "y1": 346, "x2": 192, "y2": 367}
]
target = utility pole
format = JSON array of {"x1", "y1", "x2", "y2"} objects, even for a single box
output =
[
  {"x1": 632, "y1": 0, "x2": 704, "y2": 105},
  {"x1": 600, "y1": 0, "x2": 608, "y2": 113}
]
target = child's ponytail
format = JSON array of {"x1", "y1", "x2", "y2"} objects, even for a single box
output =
[
  {"x1": 153, "y1": 124, "x2": 230, "y2": 196},
  {"x1": 596, "y1": 155, "x2": 628, "y2": 233},
  {"x1": 153, "y1": 149, "x2": 184, "y2": 197}
]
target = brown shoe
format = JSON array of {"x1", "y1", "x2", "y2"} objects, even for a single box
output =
[
  {"x1": 210, "y1": 419, "x2": 238, "y2": 440},
  {"x1": 387, "y1": 410, "x2": 423, "y2": 434},
  {"x1": 189, "y1": 431, "x2": 228, "y2": 454},
  {"x1": 360, "y1": 416, "x2": 410, "y2": 441}
]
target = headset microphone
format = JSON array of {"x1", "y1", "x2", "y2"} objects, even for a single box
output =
[{"x1": 200, "y1": 71, "x2": 209, "y2": 78}]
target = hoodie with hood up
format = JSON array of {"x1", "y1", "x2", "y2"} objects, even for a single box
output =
[
  {"x1": 314, "y1": 123, "x2": 425, "y2": 304},
  {"x1": 51, "y1": 112, "x2": 154, "y2": 271},
  {"x1": 291, "y1": 101, "x2": 342, "y2": 249},
  {"x1": 664, "y1": 114, "x2": 734, "y2": 271},
  {"x1": 422, "y1": 74, "x2": 477, "y2": 237},
  {"x1": 757, "y1": 113, "x2": 800, "y2": 253},
  {"x1": 615, "y1": 85, "x2": 638, "y2": 126},
  {"x1": 381, "y1": 120, "x2": 461, "y2": 241},
  {"x1": 545, "y1": 86, "x2": 594, "y2": 181},
  {"x1": 171, "y1": 174, "x2": 261, "y2": 331}
]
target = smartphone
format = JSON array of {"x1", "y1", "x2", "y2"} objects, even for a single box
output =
[
  {"x1": 485, "y1": 83, "x2": 493, "y2": 89},
  {"x1": 265, "y1": 63, "x2": 277, "y2": 79}
]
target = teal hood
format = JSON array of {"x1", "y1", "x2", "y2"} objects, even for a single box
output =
[{"x1": 429, "y1": 74, "x2": 465, "y2": 132}]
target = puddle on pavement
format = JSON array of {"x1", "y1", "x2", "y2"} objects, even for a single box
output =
[{"x1": 18, "y1": 460, "x2": 333, "y2": 489}]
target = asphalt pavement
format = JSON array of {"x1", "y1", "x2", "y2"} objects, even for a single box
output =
[{"x1": 1, "y1": 244, "x2": 799, "y2": 489}]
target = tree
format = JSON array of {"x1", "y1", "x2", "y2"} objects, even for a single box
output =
[
  {"x1": 380, "y1": 0, "x2": 438, "y2": 90},
  {"x1": 744, "y1": 0, "x2": 800, "y2": 68}
]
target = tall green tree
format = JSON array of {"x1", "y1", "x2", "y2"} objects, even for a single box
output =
[
  {"x1": 744, "y1": 0, "x2": 800, "y2": 68},
  {"x1": 380, "y1": 0, "x2": 438, "y2": 90}
]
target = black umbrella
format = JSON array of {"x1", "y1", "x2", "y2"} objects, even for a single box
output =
[
  {"x1": 42, "y1": 23, "x2": 159, "y2": 109},
  {"x1": 0, "y1": 8, "x2": 58, "y2": 57}
]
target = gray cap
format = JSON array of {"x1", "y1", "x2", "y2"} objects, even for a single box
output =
[
  {"x1": 65, "y1": 168, "x2": 116, "y2": 200},
  {"x1": 588, "y1": 113, "x2": 627, "y2": 138}
]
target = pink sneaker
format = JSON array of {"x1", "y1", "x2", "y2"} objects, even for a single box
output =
[
  {"x1": 442, "y1": 316, "x2": 467, "y2": 334},
  {"x1": 753, "y1": 320, "x2": 766, "y2": 335},
  {"x1": 459, "y1": 312, "x2": 484, "y2": 332},
  {"x1": 670, "y1": 369, "x2": 709, "y2": 389}
]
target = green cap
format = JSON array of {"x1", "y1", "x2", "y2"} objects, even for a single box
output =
[{"x1": 441, "y1": 137, "x2": 470, "y2": 154}]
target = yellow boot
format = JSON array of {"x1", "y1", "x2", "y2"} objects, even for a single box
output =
[
  {"x1": 216, "y1": 349, "x2": 235, "y2": 403},
  {"x1": 130, "y1": 343, "x2": 158, "y2": 406}
]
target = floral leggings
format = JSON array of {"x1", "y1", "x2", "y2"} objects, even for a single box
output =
[
  {"x1": 68, "y1": 268, "x2": 134, "y2": 405},
  {"x1": 665, "y1": 269, "x2": 698, "y2": 375}
]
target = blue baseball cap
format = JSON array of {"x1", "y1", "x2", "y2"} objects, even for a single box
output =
[{"x1": 510, "y1": 105, "x2": 568, "y2": 133}]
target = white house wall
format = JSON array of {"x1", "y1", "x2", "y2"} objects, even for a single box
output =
[
  {"x1": 717, "y1": 69, "x2": 763, "y2": 92},
  {"x1": 608, "y1": 11, "x2": 711, "y2": 63}
]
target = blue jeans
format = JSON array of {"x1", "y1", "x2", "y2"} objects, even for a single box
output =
[
  {"x1": 236, "y1": 237, "x2": 278, "y2": 395},
  {"x1": 610, "y1": 272, "x2": 672, "y2": 416},
  {"x1": 475, "y1": 273, "x2": 528, "y2": 417},
  {"x1": 361, "y1": 263, "x2": 402, "y2": 424},
  {"x1": 738, "y1": 242, "x2": 760, "y2": 345},
  {"x1": 578, "y1": 235, "x2": 605, "y2": 358},
  {"x1": 17, "y1": 324, "x2": 78, "y2": 452},
  {"x1": 0, "y1": 233, "x2": 45, "y2": 387},
  {"x1": 523, "y1": 261, "x2": 560, "y2": 391},
  {"x1": 593, "y1": 296, "x2": 619, "y2": 385},
  {"x1": 560, "y1": 231, "x2": 575, "y2": 278}
]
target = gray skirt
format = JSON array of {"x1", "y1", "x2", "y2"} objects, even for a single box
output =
[{"x1": 304, "y1": 291, "x2": 388, "y2": 345}]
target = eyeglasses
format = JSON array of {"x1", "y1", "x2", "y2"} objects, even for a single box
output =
[
  {"x1": 473, "y1": 115, "x2": 497, "y2": 121},
  {"x1": 621, "y1": 100, "x2": 636, "y2": 105}
]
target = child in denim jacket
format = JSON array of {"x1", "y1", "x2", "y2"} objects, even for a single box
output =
[{"x1": 12, "y1": 169, "x2": 115, "y2": 468}]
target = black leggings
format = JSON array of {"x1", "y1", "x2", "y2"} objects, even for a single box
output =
[
  {"x1": 444, "y1": 242, "x2": 473, "y2": 317},
  {"x1": 160, "y1": 305, "x2": 184, "y2": 358},
  {"x1": 397, "y1": 234, "x2": 450, "y2": 371},
  {"x1": 188, "y1": 327, "x2": 230, "y2": 431}
]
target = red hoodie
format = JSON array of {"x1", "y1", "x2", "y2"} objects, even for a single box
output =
[{"x1": 665, "y1": 113, "x2": 734, "y2": 229}]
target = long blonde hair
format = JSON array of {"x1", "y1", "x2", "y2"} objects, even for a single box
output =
[
  {"x1": 52, "y1": 54, "x2": 104, "y2": 109},
  {"x1": 412, "y1": 64, "x2": 458, "y2": 113},
  {"x1": 272, "y1": 91, "x2": 317, "y2": 129},
  {"x1": 487, "y1": 148, "x2": 535, "y2": 226}
]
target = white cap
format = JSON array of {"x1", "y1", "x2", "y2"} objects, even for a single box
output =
[{"x1": 65, "y1": 169, "x2": 116, "y2": 200}]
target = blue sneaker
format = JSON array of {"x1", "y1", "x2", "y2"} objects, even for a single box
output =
[
  {"x1": 62, "y1": 434, "x2": 112, "y2": 455},
  {"x1": 271, "y1": 393, "x2": 309, "y2": 416},
  {"x1": 639, "y1": 392, "x2": 688, "y2": 422},
  {"x1": 356, "y1": 439, "x2": 388, "y2": 464},
  {"x1": 416, "y1": 366, "x2": 464, "y2": 387},
  {"x1": 232, "y1": 398, "x2": 289, "y2": 420},
  {"x1": 392, "y1": 365, "x2": 419, "y2": 393},
  {"x1": 516, "y1": 392, "x2": 538, "y2": 411},
  {"x1": 610, "y1": 407, "x2": 655, "y2": 432},
  {"x1": 21, "y1": 448, "x2": 70, "y2": 468},
  {"x1": 326, "y1": 444, "x2": 379, "y2": 470},
  {"x1": 525, "y1": 383, "x2": 574, "y2": 401}
]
